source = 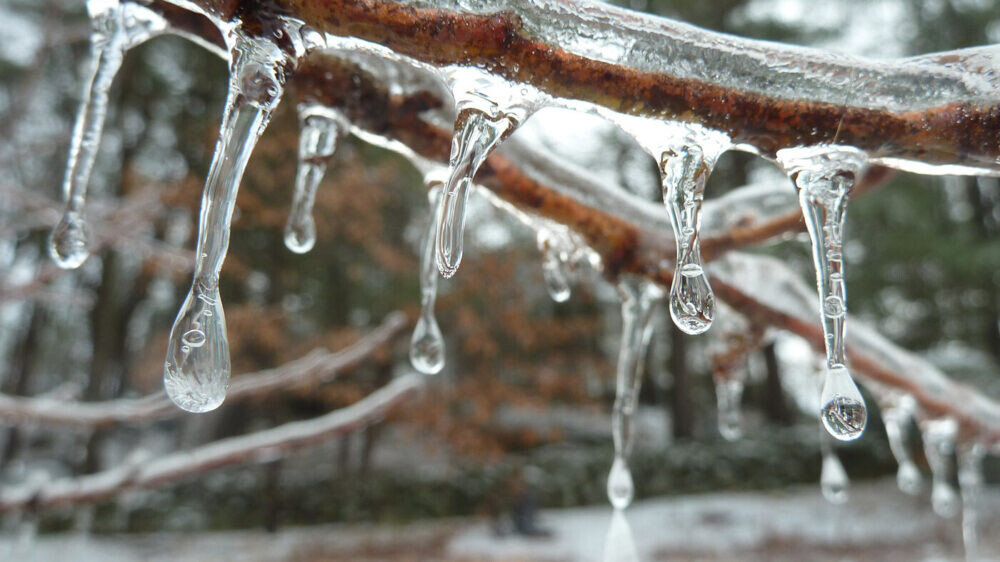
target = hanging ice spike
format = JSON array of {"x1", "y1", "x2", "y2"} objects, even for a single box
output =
[
  {"x1": 958, "y1": 443, "x2": 985, "y2": 562},
  {"x1": 165, "y1": 30, "x2": 301, "y2": 413},
  {"x1": 779, "y1": 146, "x2": 868, "y2": 441},
  {"x1": 285, "y1": 107, "x2": 341, "y2": 254},
  {"x1": 435, "y1": 110, "x2": 515, "y2": 278},
  {"x1": 820, "y1": 438, "x2": 849, "y2": 504},
  {"x1": 537, "y1": 230, "x2": 572, "y2": 303},
  {"x1": 922, "y1": 418, "x2": 960, "y2": 518},
  {"x1": 659, "y1": 141, "x2": 725, "y2": 335},
  {"x1": 410, "y1": 182, "x2": 446, "y2": 375},
  {"x1": 607, "y1": 278, "x2": 663, "y2": 510},
  {"x1": 49, "y1": 0, "x2": 166, "y2": 269},
  {"x1": 883, "y1": 396, "x2": 922, "y2": 495}
]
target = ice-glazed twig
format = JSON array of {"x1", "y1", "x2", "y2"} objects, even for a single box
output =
[
  {"x1": 607, "y1": 278, "x2": 663, "y2": 510},
  {"x1": 0, "y1": 312, "x2": 406, "y2": 429},
  {"x1": 0, "y1": 374, "x2": 423, "y2": 513},
  {"x1": 164, "y1": 29, "x2": 302, "y2": 413}
]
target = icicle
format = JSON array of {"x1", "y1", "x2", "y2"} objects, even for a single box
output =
[
  {"x1": 883, "y1": 397, "x2": 922, "y2": 495},
  {"x1": 659, "y1": 142, "x2": 724, "y2": 335},
  {"x1": 537, "y1": 229, "x2": 571, "y2": 303},
  {"x1": 284, "y1": 107, "x2": 340, "y2": 254},
  {"x1": 435, "y1": 110, "x2": 516, "y2": 277},
  {"x1": 601, "y1": 510, "x2": 639, "y2": 562},
  {"x1": 715, "y1": 377, "x2": 744, "y2": 441},
  {"x1": 958, "y1": 443, "x2": 985, "y2": 562},
  {"x1": 410, "y1": 183, "x2": 446, "y2": 375},
  {"x1": 164, "y1": 32, "x2": 298, "y2": 413},
  {"x1": 779, "y1": 146, "x2": 868, "y2": 441},
  {"x1": 607, "y1": 278, "x2": 663, "y2": 509},
  {"x1": 49, "y1": 1, "x2": 167, "y2": 269},
  {"x1": 820, "y1": 438, "x2": 849, "y2": 504},
  {"x1": 922, "y1": 418, "x2": 960, "y2": 518},
  {"x1": 49, "y1": 1, "x2": 128, "y2": 269}
]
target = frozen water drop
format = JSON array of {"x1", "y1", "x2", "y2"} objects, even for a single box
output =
[
  {"x1": 284, "y1": 111, "x2": 339, "y2": 254},
  {"x1": 922, "y1": 418, "x2": 959, "y2": 519},
  {"x1": 897, "y1": 461, "x2": 922, "y2": 495},
  {"x1": 819, "y1": 365, "x2": 867, "y2": 440},
  {"x1": 410, "y1": 183, "x2": 446, "y2": 375},
  {"x1": 608, "y1": 279, "x2": 662, "y2": 509},
  {"x1": 659, "y1": 142, "x2": 721, "y2": 335},
  {"x1": 538, "y1": 231, "x2": 571, "y2": 303},
  {"x1": 164, "y1": 280, "x2": 229, "y2": 413},
  {"x1": 410, "y1": 313, "x2": 445, "y2": 375},
  {"x1": 48, "y1": 211, "x2": 91, "y2": 269},
  {"x1": 606, "y1": 456, "x2": 634, "y2": 510},
  {"x1": 436, "y1": 110, "x2": 515, "y2": 278},
  {"x1": 715, "y1": 378, "x2": 744, "y2": 441},
  {"x1": 284, "y1": 213, "x2": 316, "y2": 254},
  {"x1": 820, "y1": 447, "x2": 849, "y2": 504}
]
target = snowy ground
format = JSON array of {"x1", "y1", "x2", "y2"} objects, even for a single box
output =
[{"x1": 14, "y1": 478, "x2": 999, "y2": 561}]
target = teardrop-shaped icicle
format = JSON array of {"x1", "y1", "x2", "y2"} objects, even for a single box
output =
[
  {"x1": 606, "y1": 455, "x2": 634, "y2": 511},
  {"x1": 164, "y1": 33, "x2": 291, "y2": 412},
  {"x1": 922, "y1": 418, "x2": 960, "y2": 519},
  {"x1": 436, "y1": 110, "x2": 514, "y2": 278},
  {"x1": 820, "y1": 444, "x2": 849, "y2": 504},
  {"x1": 538, "y1": 230, "x2": 571, "y2": 303},
  {"x1": 50, "y1": 3, "x2": 128, "y2": 269},
  {"x1": 819, "y1": 364, "x2": 867, "y2": 441},
  {"x1": 284, "y1": 110, "x2": 339, "y2": 254},
  {"x1": 883, "y1": 402, "x2": 922, "y2": 495},
  {"x1": 660, "y1": 144, "x2": 719, "y2": 335},
  {"x1": 164, "y1": 278, "x2": 229, "y2": 412},
  {"x1": 715, "y1": 378, "x2": 744, "y2": 441},
  {"x1": 958, "y1": 443, "x2": 985, "y2": 562},
  {"x1": 601, "y1": 509, "x2": 639, "y2": 562},
  {"x1": 607, "y1": 279, "x2": 663, "y2": 509},
  {"x1": 49, "y1": 211, "x2": 91, "y2": 270},
  {"x1": 410, "y1": 185, "x2": 447, "y2": 375},
  {"x1": 781, "y1": 147, "x2": 868, "y2": 440}
]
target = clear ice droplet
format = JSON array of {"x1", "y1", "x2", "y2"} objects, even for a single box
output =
[
  {"x1": 715, "y1": 378, "x2": 744, "y2": 441},
  {"x1": 410, "y1": 184, "x2": 446, "y2": 375},
  {"x1": 410, "y1": 313, "x2": 445, "y2": 375},
  {"x1": 897, "y1": 461, "x2": 922, "y2": 495},
  {"x1": 538, "y1": 231, "x2": 571, "y2": 303},
  {"x1": 820, "y1": 447, "x2": 849, "y2": 504},
  {"x1": 819, "y1": 364, "x2": 867, "y2": 441},
  {"x1": 284, "y1": 111, "x2": 339, "y2": 254},
  {"x1": 607, "y1": 455, "x2": 634, "y2": 510},
  {"x1": 883, "y1": 403, "x2": 922, "y2": 495},
  {"x1": 436, "y1": 110, "x2": 514, "y2": 278},
  {"x1": 781, "y1": 147, "x2": 868, "y2": 440},
  {"x1": 49, "y1": 211, "x2": 91, "y2": 269},
  {"x1": 659, "y1": 142, "x2": 722, "y2": 335},
  {"x1": 164, "y1": 280, "x2": 229, "y2": 413}
]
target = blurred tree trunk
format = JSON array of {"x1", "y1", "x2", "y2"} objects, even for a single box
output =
[
  {"x1": 761, "y1": 343, "x2": 793, "y2": 425},
  {"x1": 0, "y1": 305, "x2": 44, "y2": 467},
  {"x1": 670, "y1": 328, "x2": 694, "y2": 439}
]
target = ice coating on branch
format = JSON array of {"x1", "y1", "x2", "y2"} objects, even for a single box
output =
[
  {"x1": 883, "y1": 397, "x2": 922, "y2": 495},
  {"x1": 820, "y1": 440, "x2": 849, "y2": 504},
  {"x1": 165, "y1": 29, "x2": 300, "y2": 412},
  {"x1": 921, "y1": 418, "x2": 960, "y2": 518},
  {"x1": 659, "y1": 139, "x2": 725, "y2": 334},
  {"x1": 958, "y1": 443, "x2": 985, "y2": 562},
  {"x1": 410, "y1": 183, "x2": 446, "y2": 375},
  {"x1": 285, "y1": 106, "x2": 341, "y2": 254},
  {"x1": 435, "y1": 69, "x2": 543, "y2": 277},
  {"x1": 537, "y1": 229, "x2": 571, "y2": 303},
  {"x1": 607, "y1": 278, "x2": 663, "y2": 509},
  {"x1": 779, "y1": 146, "x2": 868, "y2": 441}
]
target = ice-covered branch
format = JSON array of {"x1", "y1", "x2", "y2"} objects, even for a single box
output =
[
  {"x1": 0, "y1": 312, "x2": 407, "y2": 429},
  {"x1": 0, "y1": 373, "x2": 423, "y2": 513}
]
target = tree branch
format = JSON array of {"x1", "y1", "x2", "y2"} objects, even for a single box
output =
[{"x1": 0, "y1": 312, "x2": 407, "y2": 429}]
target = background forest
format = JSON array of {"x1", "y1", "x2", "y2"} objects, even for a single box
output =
[{"x1": 2, "y1": 0, "x2": 1000, "y2": 559}]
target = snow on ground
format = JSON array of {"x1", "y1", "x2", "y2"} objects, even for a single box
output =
[{"x1": 13, "y1": 478, "x2": 1000, "y2": 561}]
